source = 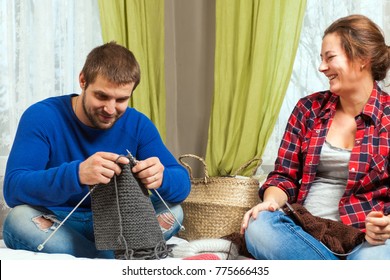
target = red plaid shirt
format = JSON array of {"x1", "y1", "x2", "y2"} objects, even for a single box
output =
[{"x1": 261, "y1": 83, "x2": 390, "y2": 229}]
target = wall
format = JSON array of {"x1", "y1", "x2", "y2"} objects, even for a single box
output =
[{"x1": 165, "y1": 0, "x2": 215, "y2": 176}]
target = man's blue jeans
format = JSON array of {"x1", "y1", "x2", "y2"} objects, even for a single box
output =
[
  {"x1": 245, "y1": 210, "x2": 390, "y2": 260},
  {"x1": 3, "y1": 194, "x2": 183, "y2": 259}
]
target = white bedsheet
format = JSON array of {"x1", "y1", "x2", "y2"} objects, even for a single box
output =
[{"x1": 0, "y1": 236, "x2": 187, "y2": 260}]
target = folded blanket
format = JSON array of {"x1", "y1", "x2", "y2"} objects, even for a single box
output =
[
  {"x1": 183, "y1": 253, "x2": 221, "y2": 260},
  {"x1": 171, "y1": 238, "x2": 239, "y2": 260}
]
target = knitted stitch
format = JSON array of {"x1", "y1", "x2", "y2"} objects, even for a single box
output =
[
  {"x1": 91, "y1": 155, "x2": 170, "y2": 259},
  {"x1": 283, "y1": 203, "x2": 365, "y2": 256}
]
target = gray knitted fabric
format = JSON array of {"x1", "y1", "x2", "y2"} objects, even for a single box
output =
[{"x1": 91, "y1": 155, "x2": 169, "y2": 260}]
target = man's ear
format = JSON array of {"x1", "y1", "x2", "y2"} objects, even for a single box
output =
[{"x1": 79, "y1": 72, "x2": 86, "y2": 89}]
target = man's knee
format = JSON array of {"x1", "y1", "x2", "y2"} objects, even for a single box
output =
[
  {"x1": 156, "y1": 205, "x2": 183, "y2": 239},
  {"x1": 157, "y1": 212, "x2": 175, "y2": 231},
  {"x1": 32, "y1": 215, "x2": 60, "y2": 232},
  {"x1": 5, "y1": 205, "x2": 56, "y2": 232}
]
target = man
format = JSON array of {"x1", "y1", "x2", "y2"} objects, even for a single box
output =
[{"x1": 3, "y1": 42, "x2": 191, "y2": 258}]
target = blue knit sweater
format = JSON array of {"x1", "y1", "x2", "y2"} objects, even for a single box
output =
[{"x1": 4, "y1": 94, "x2": 190, "y2": 211}]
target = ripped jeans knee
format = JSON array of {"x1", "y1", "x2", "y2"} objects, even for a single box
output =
[
  {"x1": 32, "y1": 214, "x2": 60, "y2": 232},
  {"x1": 2, "y1": 205, "x2": 109, "y2": 258},
  {"x1": 150, "y1": 195, "x2": 184, "y2": 240},
  {"x1": 2, "y1": 205, "x2": 62, "y2": 252},
  {"x1": 157, "y1": 212, "x2": 176, "y2": 233}
]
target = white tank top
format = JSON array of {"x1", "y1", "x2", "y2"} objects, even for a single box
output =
[{"x1": 303, "y1": 140, "x2": 351, "y2": 221}]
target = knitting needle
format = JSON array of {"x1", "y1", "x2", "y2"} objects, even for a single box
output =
[
  {"x1": 37, "y1": 186, "x2": 97, "y2": 251},
  {"x1": 285, "y1": 201, "x2": 296, "y2": 214},
  {"x1": 126, "y1": 149, "x2": 185, "y2": 231},
  {"x1": 153, "y1": 189, "x2": 185, "y2": 231}
]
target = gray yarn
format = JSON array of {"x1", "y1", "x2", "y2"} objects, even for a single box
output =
[{"x1": 91, "y1": 155, "x2": 170, "y2": 260}]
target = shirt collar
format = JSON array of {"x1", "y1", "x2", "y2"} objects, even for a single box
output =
[
  {"x1": 320, "y1": 82, "x2": 382, "y2": 126},
  {"x1": 319, "y1": 92, "x2": 338, "y2": 119},
  {"x1": 361, "y1": 82, "x2": 382, "y2": 126}
]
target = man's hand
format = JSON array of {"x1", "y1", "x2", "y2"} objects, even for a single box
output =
[
  {"x1": 131, "y1": 157, "x2": 164, "y2": 190},
  {"x1": 78, "y1": 152, "x2": 129, "y2": 185}
]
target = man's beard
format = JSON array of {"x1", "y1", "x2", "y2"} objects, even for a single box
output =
[{"x1": 81, "y1": 94, "x2": 119, "y2": 130}]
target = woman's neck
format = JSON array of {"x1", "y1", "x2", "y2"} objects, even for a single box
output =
[{"x1": 337, "y1": 79, "x2": 373, "y2": 116}]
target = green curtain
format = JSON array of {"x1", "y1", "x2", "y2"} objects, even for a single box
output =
[
  {"x1": 206, "y1": 0, "x2": 307, "y2": 176},
  {"x1": 98, "y1": 0, "x2": 166, "y2": 140}
]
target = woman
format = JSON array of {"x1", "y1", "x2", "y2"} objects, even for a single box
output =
[{"x1": 241, "y1": 15, "x2": 390, "y2": 260}]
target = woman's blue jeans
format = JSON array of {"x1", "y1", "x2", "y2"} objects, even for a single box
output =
[
  {"x1": 245, "y1": 210, "x2": 390, "y2": 260},
  {"x1": 2, "y1": 194, "x2": 183, "y2": 259}
]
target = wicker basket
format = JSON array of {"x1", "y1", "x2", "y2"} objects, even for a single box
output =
[{"x1": 178, "y1": 154, "x2": 262, "y2": 241}]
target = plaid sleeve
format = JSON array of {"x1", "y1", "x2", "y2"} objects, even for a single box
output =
[{"x1": 260, "y1": 98, "x2": 310, "y2": 202}]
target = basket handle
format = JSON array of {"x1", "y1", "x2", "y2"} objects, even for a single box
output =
[
  {"x1": 178, "y1": 154, "x2": 210, "y2": 183},
  {"x1": 232, "y1": 157, "x2": 263, "y2": 176},
  {"x1": 179, "y1": 154, "x2": 262, "y2": 179}
]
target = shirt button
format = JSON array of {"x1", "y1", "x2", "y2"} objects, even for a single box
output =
[
  {"x1": 356, "y1": 140, "x2": 360, "y2": 144},
  {"x1": 350, "y1": 167, "x2": 355, "y2": 172},
  {"x1": 316, "y1": 130, "x2": 320, "y2": 133}
]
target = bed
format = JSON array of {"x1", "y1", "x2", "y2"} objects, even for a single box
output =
[
  {"x1": 0, "y1": 236, "x2": 190, "y2": 260},
  {"x1": 0, "y1": 235, "x2": 248, "y2": 260},
  {"x1": 0, "y1": 176, "x2": 256, "y2": 261}
]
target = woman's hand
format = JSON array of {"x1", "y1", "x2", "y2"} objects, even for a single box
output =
[
  {"x1": 240, "y1": 186, "x2": 288, "y2": 235},
  {"x1": 365, "y1": 211, "x2": 390, "y2": 245},
  {"x1": 240, "y1": 200, "x2": 279, "y2": 234}
]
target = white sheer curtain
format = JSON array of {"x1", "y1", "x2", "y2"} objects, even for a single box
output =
[
  {"x1": 0, "y1": 0, "x2": 103, "y2": 209},
  {"x1": 261, "y1": 0, "x2": 390, "y2": 172}
]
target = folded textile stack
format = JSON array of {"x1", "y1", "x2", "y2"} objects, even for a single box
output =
[{"x1": 171, "y1": 238, "x2": 240, "y2": 260}]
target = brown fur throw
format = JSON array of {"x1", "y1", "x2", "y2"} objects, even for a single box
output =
[
  {"x1": 222, "y1": 232, "x2": 254, "y2": 259},
  {"x1": 283, "y1": 203, "x2": 365, "y2": 256}
]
